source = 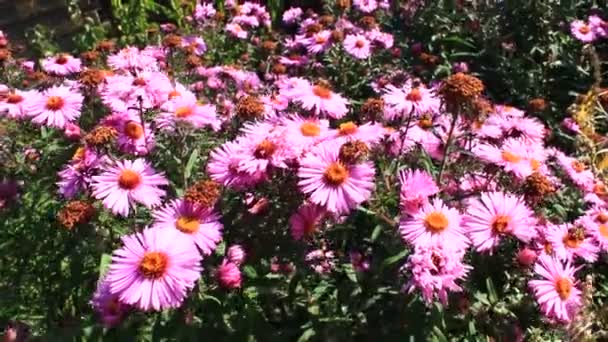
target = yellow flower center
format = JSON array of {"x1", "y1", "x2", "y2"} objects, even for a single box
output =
[
  {"x1": 424, "y1": 211, "x2": 449, "y2": 233},
  {"x1": 46, "y1": 96, "x2": 64, "y2": 110},
  {"x1": 138, "y1": 251, "x2": 168, "y2": 279},
  {"x1": 563, "y1": 227, "x2": 585, "y2": 249},
  {"x1": 175, "y1": 216, "x2": 200, "y2": 234},
  {"x1": 300, "y1": 122, "x2": 321, "y2": 137},
  {"x1": 555, "y1": 277, "x2": 572, "y2": 300},
  {"x1": 530, "y1": 159, "x2": 541, "y2": 171},
  {"x1": 571, "y1": 160, "x2": 585, "y2": 173},
  {"x1": 124, "y1": 121, "x2": 144, "y2": 139},
  {"x1": 118, "y1": 169, "x2": 141, "y2": 190},
  {"x1": 406, "y1": 88, "x2": 422, "y2": 102},
  {"x1": 492, "y1": 215, "x2": 510, "y2": 234},
  {"x1": 313, "y1": 85, "x2": 332, "y2": 99},
  {"x1": 175, "y1": 106, "x2": 193, "y2": 118},
  {"x1": 599, "y1": 225, "x2": 608, "y2": 239},
  {"x1": 338, "y1": 121, "x2": 358, "y2": 135},
  {"x1": 324, "y1": 162, "x2": 349, "y2": 185},
  {"x1": 254, "y1": 139, "x2": 277, "y2": 159},
  {"x1": 596, "y1": 213, "x2": 608, "y2": 224},
  {"x1": 501, "y1": 150, "x2": 521, "y2": 163}
]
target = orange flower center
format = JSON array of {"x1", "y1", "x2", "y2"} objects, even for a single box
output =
[
  {"x1": 424, "y1": 211, "x2": 449, "y2": 233},
  {"x1": 118, "y1": 169, "x2": 141, "y2": 190},
  {"x1": 300, "y1": 122, "x2": 321, "y2": 137},
  {"x1": 418, "y1": 115, "x2": 433, "y2": 129},
  {"x1": 168, "y1": 90, "x2": 181, "y2": 99},
  {"x1": 338, "y1": 121, "x2": 358, "y2": 135},
  {"x1": 555, "y1": 277, "x2": 572, "y2": 300},
  {"x1": 6, "y1": 93, "x2": 23, "y2": 104},
  {"x1": 599, "y1": 225, "x2": 608, "y2": 239},
  {"x1": 355, "y1": 39, "x2": 365, "y2": 48},
  {"x1": 175, "y1": 106, "x2": 193, "y2": 118},
  {"x1": 132, "y1": 78, "x2": 147, "y2": 86},
  {"x1": 312, "y1": 85, "x2": 332, "y2": 99},
  {"x1": 563, "y1": 227, "x2": 585, "y2": 249},
  {"x1": 544, "y1": 242, "x2": 553, "y2": 255},
  {"x1": 579, "y1": 25, "x2": 591, "y2": 35},
  {"x1": 55, "y1": 55, "x2": 69, "y2": 65},
  {"x1": 594, "y1": 183, "x2": 607, "y2": 196},
  {"x1": 324, "y1": 162, "x2": 349, "y2": 185},
  {"x1": 175, "y1": 216, "x2": 200, "y2": 234},
  {"x1": 124, "y1": 121, "x2": 144, "y2": 139},
  {"x1": 596, "y1": 213, "x2": 608, "y2": 224},
  {"x1": 492, "y1": 215, "x2": 510, "y2": 234},
  {"x1": 46, "y1": 96, "x2": 65, "y2": 110},
  {"x1": 406, "y1": 88, "x2": 423, "y2": 102},
  {"x1": 72, "y1": 146, "x2": 86, "y2": 161},
  {"x1": 254, "y1": 139, "x2": 277, "y2": 159},
  {"x1": 315, "y1": 35, "x2": 327, "y2": 44},
  {"x1": 501, "y1": 150, "x2": 521, "y2": 163},
  {"x1": 530, "y1": 159, "x2": 541, "y2": 171},
  {"x1": 138, "y1": 251, "x2": 168, "y2": 279},
  {"x1": 571, "y1": 160, "x2": 585, "y2": 173}
]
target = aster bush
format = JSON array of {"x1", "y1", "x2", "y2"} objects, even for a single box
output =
[{"x1": 2, "y1": 1, "x2": 608, "y2": 340}]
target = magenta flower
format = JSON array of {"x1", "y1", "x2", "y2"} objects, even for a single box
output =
[
  {"x1": 529, "y1": 255, "x2": 582, "y2": 322},
  {"x1": 41, "y1": 54, "x2": 81, "y2": 75},
  {"x1": 400, "y1": 198, "x2": 469, "y2": 251},
  {"x1": 25, "y1": 86, "x2": 83, "y2": 129},
  {"x1": 106, "y1": 227, "x2": 202, "y2": 311},
  {"x1": 343, "y1": 34, "x2": 372, "y2": 59},
  {"x1": 226, "y1": 23, "x2": 248, "y2": 39},
  {"x1": 292, "y1": 81, "x2": 349, "y2": 119},
  {"x1": 399, "y1": 169, "x2": 439, "y2": 215},
  {"x1": 403, "y1": 244, "x2": 470, "y2": 305},
  {"x1": 151, "y1": 199, "x2": 223, "y2": 255},
  {"x1": 207, "y1": 141, "x2": 266, "y2": 189},
  {"x1": 91, "y1": 277, "x2": 127, "y2": 327},
  {"x1": 382, "y1": 81, "x2": 440, "y2": 120},
  {"x1": 289, "y1": 203, "x2": 326, "y2": 240},
  {"x1": 91, "y1": 159, "x2": 168, "y2": 217},
  {"x1": 545, "y1": 223, "x2": 599, "y2": 262},
  {"x1": 57, "y1": 147, "x2": 106, "y2": 199},
  {"x1": 107, "y1": 46, "x2": 158, "y2": 71},
  {"x1": 0, "y1": 90, "x2": 30, "y2": 119},
  {"x1": 216, "y1": 259, "x2": 242, "y2": 289},
  {"x1": 353, "y1": 0, "x2": 378, "y2": 12},
  {"x1": 157, "y1": 90, "x2": 219, "y2": 131},
  {"x1": 571, "y1": 20, "x2": 596, "y2": 43},
  {"x1": 465, "y1": 192, "x2": 537, "y2": 252},
  {"x1": 226, "y1": 245, "x2": 246, "y2": 266},
  {"x1": 298, "y1": 140, "x2": 375, "y2": 214}
]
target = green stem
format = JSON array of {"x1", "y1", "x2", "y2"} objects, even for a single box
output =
[{"x1": 437, "y1": 110, "x2": 459, "y2": 186}]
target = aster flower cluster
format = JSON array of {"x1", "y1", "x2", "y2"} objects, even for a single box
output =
[
  {"x1": 571, "y1": 15, "x2": 607, "y2": 43},
  {"x1": 2, "y1": 1, "x2": 608, "y2": 337}
]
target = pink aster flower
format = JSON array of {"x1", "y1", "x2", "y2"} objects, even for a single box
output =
[
  {"x1": 194, "y1": 2, "x2": 216, "y2": 22},
  {"x1": 331, "y1": 121, "x2": 386, "y2": 146},
  {"x1": 107, "y1": 46, "x2": 158, "y2": 71},
  {"x1": 529, "y1": 255, "x2": 582, "y2": 322},
  {"x1": 353, "y1": 0, "x2": 378, "y2": 13},
  {"x1": 403, "y1": 244, "x2": 470, "y2": 305},
  {"x1": 57, "y1": 147, "x2": 106, "y2": 199},
  {"x1": 472, "y1": 138, "x2": 542, "y2": 179},
  {"x1": 207, "y1": 141, "x2": 266, "y2": 189},
  {"x1": 589, "y1": 15, "x2": 607, "y2": 38},
  {"x1": 281, "y1": 115, "x2": 330, "y2": 156},
  {"x1": 465, "y1": 192, "x2": 537, "y2": 252},
  {"x1": 305, "y1": 248, "x2": 336, "y2": 274},
  {"x1": 105, "y1": 113, "x2": 155, "y2": 156},
  {"x1": 292, "y1": 82, "x2": 349, "y2": 119},
  {"x1": 91, "y1": 277, "x2": 127, "y2": 327},
  {"x1": 226, "y1": 23, "x2": 248, "y2": 39},
  {"x1": 343, "y1": 34, "x2": 372, "y2": 59},
  {"x1": 555, "y1": 152, "x2": 595, "y2": 191},
  {"x1": 216, "y1": 259, "x2": 242, "y2": 289},
  {"x1": 382, "y1": 81, "x2": 440, "y2": 120},
  {"x1": 91, "y1": 159, "x2": 168, "y2": 217},
  {"x1": 226, "y1": 245, "x2": 246, "y2": 266},
  {"x1": 25, "y1": 86, "x2": 83, "y2": 129},
  {"x1": 571, "y1": 20, "x2": 596, "y2": 43},
  {"x1": 400, "y1": 198, "x2": 469, "y2": 251},
  {"x1": 399, "y1": 169, "x2": 439, "y2": 215},
  {"x1": 580, "y1": 207, "x2": 608, "y2": 251},
  {"x1": 181, "y1": 36, "x2": 207, "y2": 55},
  {"x1": 235, "y1": 127, "x2": 292, "y2": 175},
  {"x1": 305, "y1": 30, "x2": 332, "y2": 54},
  {"x1": 157, "y1": 90, "x2": 219, "y2": 131},
  {"x1": 282, "y1": 7, "x2": 303, "y2": 24},
  {"x1": 545, "y1": 223, "x2": 599, "y2": 262},
  {"x1": 106, "y1": 227, "x2": 202, "y2": 311},
  {"x1": 0, "y1": 89, "x2": 30, "y2": 119},
  {"x1": 151, "y1": 199, "x2": 223, "y2": 255},
  {"x1": 41, "y1": 54, "x2": 81, "y2": 75},
  {"x1": 289, "y1": 203, "x2": 326, "y2": 240},
  {"x1": 298, "y1": 140, "x2": 375, "y2": 214}
]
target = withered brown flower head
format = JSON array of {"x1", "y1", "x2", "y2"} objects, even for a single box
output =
[
  {"x1": 261, "y1": 40, "x2": 277, "y2": 52},
  {"x1": 440, "y1": 72, "x2": 484, "y2": 105},
  {"x1": 85, "y1": 126, "x2": 118, "y2": 146},
  {"x1": 0, "y1": 49, "x2": 11, "y2": 62},
  {"x1": 271, "y1": 63, "x2": 287, "y2": 75},
  {"x1": 419, "y1": 52, "x2": 440, "y2": 66},
  {"x1": 305, "y1": 23, "x2": 323, "y2": 37},
  {"x1": 471, "y1": 97, "x2": 494, "y2": 119},
  {"x1": 162, "y1": 34, "x2": 183, "y2": 48},
  {"x1": 528, "y1": 98, "x2": 548, "y2": 112},
  {"x1": 339, "y1": 140, "x2": 370, "y2": 164},
  {"x1": 236, "y1": 95, "x2": 265, "y2": 119},
  {"x1": 80, "y1": 50, "x2": 100, "y2": 63},
  {"x1": 79, "y1": 69, "x2": 107, "y2": 88},
  {"x1": 186, "y1": 54, "x2": 202, "y2": 68},
  {"x1": 184, "y1": 180, "x2": 221, "y2": 208},
  {"x1": 96, "y1": 40, "x2": 116, "y2": 52},
  {"x1": 361, "y1": 98, "x2": 384, "y2": 120},
  {"x1": 523, "y1": 172, "x2": 556, "y2": 205},
  {"x1": 331, "y1": 30, "x2": 345, "y2": 43},
  {"x1": 359, "y1": 16, "x2": 377, "y2": 29},
  {"x1": 319, "y1": 15, "x2": 335, "y2": 27},
  {"x1": 57, "y1": 200, "x2": 95, "y2": 230},
  {"x1": 337, "y1": 0, "x2": 352, "y2": 9}
]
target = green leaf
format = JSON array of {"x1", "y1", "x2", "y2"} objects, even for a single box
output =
[
  {"x1": 297, "y1": 328, "x2": 316, "y2": 342},
  {"x1": 432, "y1": 326, "x2": 449, "y2": 342},
  {"x1": 343, "y1": 264, "x2": 358, "y2": 283},
  {"x1": 243, "y1": 265, "x2": 258, "y2": 279},
  {"x1": 381, "y1": 249, "x2": 408, "y2": 269},
  {"x1": 99, "y1": 253, "x2": 112, "y2": 277},
  {"x1": 370, "y1": 224, "x2": 382, "y2": 242},
  {"x1": 486, "y1": 277, "x2": 498, "y2": 303}
]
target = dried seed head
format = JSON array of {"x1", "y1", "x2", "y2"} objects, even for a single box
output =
[
  {"x1": 184, "y1": 180, "x2": 221, "y2": 208},
  {"x1": 57, "y1": 200, "x2": 95, "y2": 230},
  {"x1": 440, "y1": 72, "x2": 484, "y2": 105},
  {"x1": 85, "y1": 126, "x2": 118, "y2": 146},
  {"x1": 236, "y1": 95, "x2": 265, "y2": 120}
]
